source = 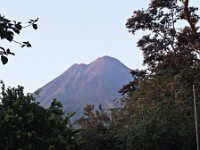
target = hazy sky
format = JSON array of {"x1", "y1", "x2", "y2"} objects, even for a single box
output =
[{"x1": 0, "y1": 1, "x2": 199, "y2": 93}]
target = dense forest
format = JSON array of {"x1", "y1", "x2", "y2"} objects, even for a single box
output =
[{"x1": 1, "y1": 0, "x2": 200, "y2": 149}]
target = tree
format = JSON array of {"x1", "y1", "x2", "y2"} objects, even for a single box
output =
[
  {"x1": 0, "y1": 82, "x2": 81, "y2": 149},
  {"x1": 126, "y1": 0, "x2": 200, "y2": 74},
  {"x1": 110, "y1": 0, "x2": 200, "y2": 149},
  {"x1": 119, "y1": 69, "x2": 147, "y2": 96},
  {"x1": 75, "y1": 104, "x2": 111, "y2": 150},
  {"x1": 115, "y1": 69, "x2": 200, "y2": 149},
  {"x1": 0, "y1": 15, "x2": 38, "y2": 65}
]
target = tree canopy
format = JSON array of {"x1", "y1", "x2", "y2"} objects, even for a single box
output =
[
  {"x1": 126, "y1": 0, "x2": 200, "y2": 73},
  {"x1": 0, "y1": 82, "x2": 81, "y2": 149},
  {"x1": 112, "y1": 0, "x2": 200, "y2": 149}
]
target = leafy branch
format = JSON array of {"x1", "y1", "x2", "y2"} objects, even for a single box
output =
[{"x1": 0, "y1": 14, "x2": 38, "y2": 65}]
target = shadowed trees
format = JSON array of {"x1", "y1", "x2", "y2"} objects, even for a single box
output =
[
  {"x1": 0, "y1": 82, "x2": 81, "y2": 150},
  {"x1": 110, "y1": 0, "x2": 200, "y2": 149}
]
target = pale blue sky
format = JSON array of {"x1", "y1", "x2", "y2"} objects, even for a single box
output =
[{"x1": 0, "y1": 1, "x2": 199, "y2": 93}]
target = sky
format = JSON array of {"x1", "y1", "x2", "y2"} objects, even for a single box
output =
[{"x1": 0, "y1": 0, "x2": 200, "y2": 93}]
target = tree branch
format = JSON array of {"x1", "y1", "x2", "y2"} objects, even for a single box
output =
[
  {"x1": 182, "y1": 0, "x2": 197, "y2": 34},
  {"x1": 12, "y1": 40, "x2": 24, "y2": 46}
]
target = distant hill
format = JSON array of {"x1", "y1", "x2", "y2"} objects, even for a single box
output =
[{"x1": 36, "y1": 56, "x2": 132, "y2": 119}]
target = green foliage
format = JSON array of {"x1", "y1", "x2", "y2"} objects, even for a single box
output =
[
  {"x1": 75, "y1": 104, "x2": 111, "y2": 150},
  {"x1": 0, "y1": 14, "x2": 38, "y2": 65},
  {"x1": 109, "y1": 0, "x2": 200, "y2": 149},
  {"x1": 0, "y1": 82, "x2": 81, "y2": 150},
  {"x1": 113, "y1": 69, "x2": 200, "y2": 149}
]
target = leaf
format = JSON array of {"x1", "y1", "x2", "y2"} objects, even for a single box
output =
[
  {"x1": 67, "y1": 112, "x2": 76, "y2": 118},
  {"x1": 5, "y1": 31, "x2": 14, "y2": 41},
  {"x1": 6, "y1": 48, "x2": 11, "y2": 54},
  {"x1": 13, "y1": 28, "x2": 20, "y2": 34},
  {"x1": 6, "y1": 49, "x2": 15, "y2": 55},
  {"x1": 32, "y1": 24, "x2": 38, "y2": 30},
  {"x1": 27, "y1": 42, "x2": 32, "y2": 47},
  {"x1": 22, "y1": 41, "x2": 32, "y2": 48},
  {"x1": 35, "y1": 18, "x2": 39, "y2": 22},
  {"x1": 1, "y1": 55, "x2": 8, "y2": 65},
  {"x1": 15, "y1": 23, "x2": 22, "y2": 30},
  {"x1": 0, "y1": 47, "x2": 5, "y2": 51},
  {"x1": 28, "y1": 19, "x2": 34, "y2": 23}
]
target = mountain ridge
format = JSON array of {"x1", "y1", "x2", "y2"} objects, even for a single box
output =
[{"x1": 36, "y1": 56, "x2": 132, "y2": 118}]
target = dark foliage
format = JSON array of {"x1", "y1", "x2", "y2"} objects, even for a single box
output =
[
  {"x1": 0, "y1": 15, "x2": 38, "y2": 65},
  {"x1": 110, "y1": 0, "x2": 200, "y2": 149},
  {"x1": 0, "y1": 82, "x2": 81, "y2": 150}
]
